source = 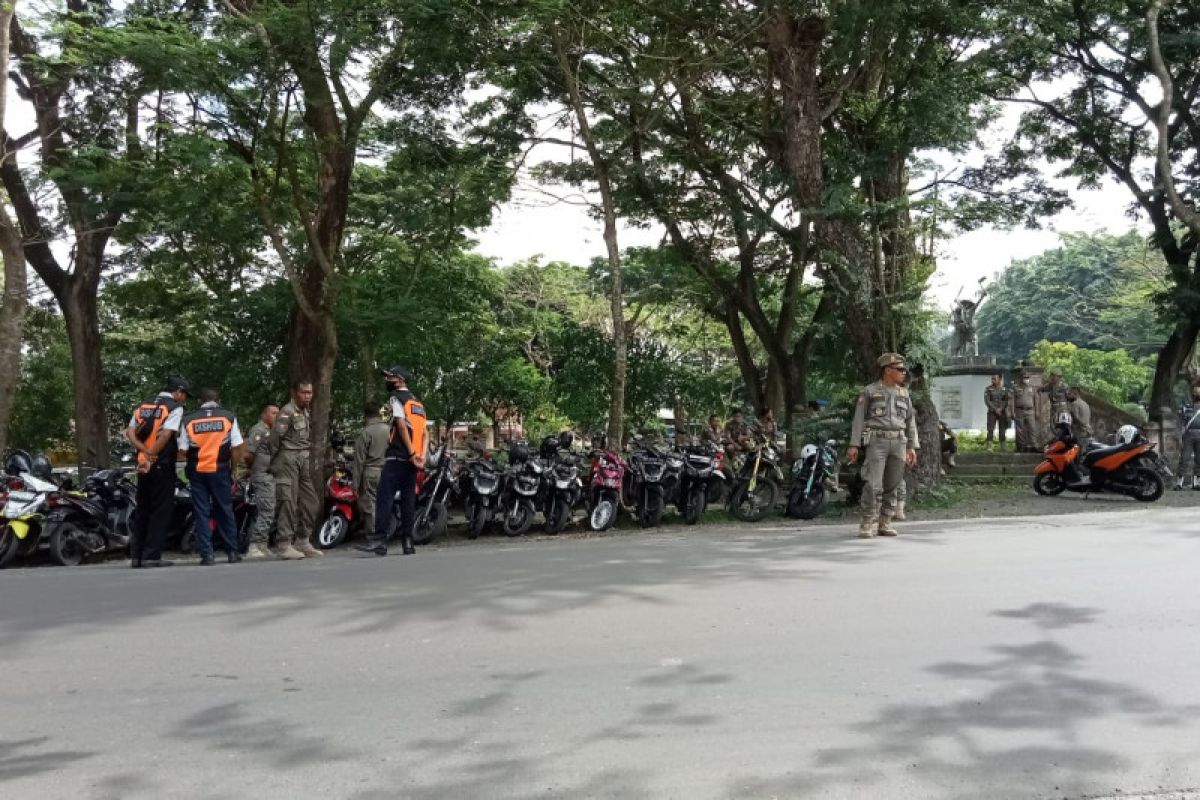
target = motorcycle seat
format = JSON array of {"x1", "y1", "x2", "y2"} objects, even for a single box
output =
[{"x1": 1081, "y1": 441, "x2": 1140, "y2": 467}]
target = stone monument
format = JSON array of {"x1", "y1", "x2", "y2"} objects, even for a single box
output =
[{"x1": 931, "y1": 281, "x2": 1010, "y2": 432}]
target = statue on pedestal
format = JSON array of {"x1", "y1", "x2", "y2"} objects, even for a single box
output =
[{"x1": 948, "y1": 280, "x2": 988, "y2": 358}]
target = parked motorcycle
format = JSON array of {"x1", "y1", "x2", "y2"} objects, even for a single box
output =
[
  {"x1": 43, "y1": 469, "x2": 137, "y2": 567},
  {"x1": 587, "y1": 449, "x2": 625, "y2": 531},
  {"x1": 500, "y1": 443, "x2": 542, "y2": 536},
  {"x1": 538, "y1": 435, "x2": 582, "y2": 534},
  {"x1": 462, "y1": 456, "x2": 503, "y2": 539},
  {"x1": 677, "y1": 444, "x2": 722, "y2": 525},
  {"x1": 728, "y1": 439, "x2": 783, "y2": 522},
  {"x1": 625, "y1": 442, "x2": 675, "y2": 528},
  {"x1": 412, "y1": 447, "x2": 459, "y2": 545},
  {"x1": 785, "y1": 440, "x2": 840, "y2": 520},
  {"x1": 316, "y1": 460, "x2": 358, "y2": 549},
  {"x1": 0, "y1": 472, "x2": 57, "y2": 569},
  {"x1": 1034, "y1": 422, "x2": 1165, "y2": 501}
]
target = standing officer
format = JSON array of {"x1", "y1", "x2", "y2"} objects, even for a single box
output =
[
  {"x1": 700, "y1": 414, "x2": 723, "y2": 447},
  {"x1": 465, "y1": 425, "x2": 488, "y2": 457},
  {"x1": 243, "y1": 403, "x2": 279, "y2": 559},
  {"x1": 983, "y1": 374, "x2": 1011, "y2": 448},
  {"x1": 1066, "y1": 388, "x2": 1092, "y2": 448},
  {"x1": 178, "y1": 388, "x2": 245, "y2": 566},
  {"x1": 1012, "y1": 374, "x2": 1037, "y2": 453},
  {"x1": 1176, "y1": 385, "x2": 1200, "y2": 489},
  {"x1": 353, "y1": 401, "x2": 390, "y2": 535},
  {"x1": 124, "y1": 375, "x2": 191, "y2": 568},
  {"x1": 357, "y1": 366, "x2": 427, "y2": 557},
  {"x1": 1042, "y1": 368, "x2": 1070, "y2": 418},
  {"x1": 269, "y1": 380, "x2": 323, "y2": 560},
  {"x1": 847, "y1": 353, "x2": 920, "y2": 539}
]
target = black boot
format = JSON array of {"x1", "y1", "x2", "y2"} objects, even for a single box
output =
[
  {"x1": 354, "y1": 540, "x2": 387, "y2": 556},
  {"x1": 227, "y1": 551, "x2": 242, "y2": 564},
  {"x1": 401, "y1": 535, "x2": 416, "y2": 556}
]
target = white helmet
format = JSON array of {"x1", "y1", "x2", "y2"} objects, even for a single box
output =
[
  {"x1": 800, "y1": 444, "x2": 818, "y2": 459},
  {"x1": 1116, "y1": 425, "x2": 1138, "y2": 445},
  {"x1": 1056, "y1": 412, "x2": 1072, "y2": 425}
]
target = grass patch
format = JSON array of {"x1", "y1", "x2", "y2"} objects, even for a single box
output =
[{"x1": 909, "y1": 479, "x2": 1027, "y2": 510}]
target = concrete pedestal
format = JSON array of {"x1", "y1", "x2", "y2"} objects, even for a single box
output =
[{"x1": 931, "y1": 355, "x2": 1009, "y2": 433}]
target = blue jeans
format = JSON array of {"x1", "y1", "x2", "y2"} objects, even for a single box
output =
[{"x1": 187, "y1": 466, "x2": 238, "y2": 558}]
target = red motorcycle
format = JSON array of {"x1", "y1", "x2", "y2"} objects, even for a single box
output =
[
  {"x1": 587, "y1": 449, "x2": 626, "y2": 531},
  {"x1": 316, "y1": 462, "x2": 358, "y2": 549}
]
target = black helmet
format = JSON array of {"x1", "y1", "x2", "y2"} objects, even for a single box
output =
[
  {"x1": 4, "y1": 449, "x2": 32, "y2": 477},
  {"x1": 539, "y1": 435, "x2": 559, "y2": 460},
  {"x1": 30, "y1": 453, "x2": 53, "y2": 481},
  {"x1": 558, "y1": 430, "x2": 574, "y2": 451},
  {"x1": 509, "y1": 443, "x2": 530, "y2": 464}
]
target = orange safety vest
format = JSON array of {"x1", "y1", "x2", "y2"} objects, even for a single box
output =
[
  {"x1": 386, "y1": 390, "x2": 427, "y2": 461},
  {"x1": 132, "y1": 396, "x2": 181, "y2": 467},
  {"x1": 182, "y1": 406, "x2": 238, "y2": 474}
]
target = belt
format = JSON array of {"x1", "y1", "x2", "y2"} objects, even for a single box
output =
[
  {"x1": 868, "y1": 430, "x2": 906, "y2": 439},
  {"x1": 1015, "y1": 405, "x2": 1034, "y2": 410}
]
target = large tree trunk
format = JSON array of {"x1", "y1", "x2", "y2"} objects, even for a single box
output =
[
  {"x1": 0, "y1": 0, "x2": 25, "y2": 458},
  {"x1": 1150, "y1": 317, "x2": 1200, "y2": 418},
  {"x1": 61, "y1": 274, "x2": 108, "y2": 469}
]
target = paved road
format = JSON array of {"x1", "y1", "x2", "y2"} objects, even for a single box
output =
[{"x1": 3, "y1": 510, "x2": 1200, "y2": 799}]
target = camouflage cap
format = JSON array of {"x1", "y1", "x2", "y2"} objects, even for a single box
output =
[{"x1": 876, "y1": 352, "x2": 907, "y2": 370}]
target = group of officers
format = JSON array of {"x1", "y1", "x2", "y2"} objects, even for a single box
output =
[{"x1": 122, "y1": 366, "x2": 427, "y2": 568}]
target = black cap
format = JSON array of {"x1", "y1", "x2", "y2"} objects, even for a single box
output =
[
  {"x1": 381, "y1": 365, "x2": 412, "y2": 383},
  {"x1": 165, "y1": 375, "x2": 193, "y2": 395}
]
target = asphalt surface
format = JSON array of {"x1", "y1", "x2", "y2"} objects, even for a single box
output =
[{"x1": 3, "y1": 510, "x2": 1200, "y2": 799}]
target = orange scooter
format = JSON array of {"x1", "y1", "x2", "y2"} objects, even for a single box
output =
[{"x1": 1033, "y1": 423, "x2": 1165, "y2": 501}]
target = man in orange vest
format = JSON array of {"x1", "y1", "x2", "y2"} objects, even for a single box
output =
[
  {"x1": 356, "y1": 366, "x2": 427, "y2": 557},
  {"x1": 123, "y1": 375, "x2": 191, "y2": 568},
  {"x1": 178, "y1": 387, "x2": 246, "y2": 565}
]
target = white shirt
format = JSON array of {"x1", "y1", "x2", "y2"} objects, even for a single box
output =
[
  {"x1": 128, "y1": 391, "x2": 183, "y2": 433},
  {"x1": 390, "y1": 396, "x2": 406, "y2": 423},
  {"x1": 178, "y1": 402, "x2": 244, "y2": 451}
]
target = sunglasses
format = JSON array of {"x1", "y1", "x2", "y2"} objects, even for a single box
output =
[{"x1": 887, "y1": 365, "x2": 908, "y2": 373}]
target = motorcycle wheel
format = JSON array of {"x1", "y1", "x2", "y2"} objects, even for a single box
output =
[
  {"x1": 590, "y1": 499, "x2": 616, "y2": 531},
  {"x1": 1132, "y1": 468, "x2": 1165, "y2": 503},
  {"x1": 789, "y1": 485, "x2": 827, "y2": 520},
  {"x1": 413, "y1": 502, "x2": 447, "y2": 546},
  {"x1": 545, "y1": 501, "x2": 569, "y2": 535},
  {"x1": 730, "y1": 479, "x2": 777, "y2": 522},
  {"x1": 1033, "y1": 473, "x2": 1066, "y2": 496},
  {"x1": 468, "y1": 503, "x2": 487, "y2": 539},
  {"x1": 640, "y1": 491, "x2": 664, "y2": 528},
  {"x1": 0, "y1": 525, "x2": 20, "y2": 569},
  {"x1": 503, "y1": 501, "x2": 533, "y2": 537},
  {"x1": 706, "y1": 479, "x2": 724, "y2": 507},
  {"x1": 49, "y1": 522, "x2": 86, "y2": 567},
  {"x1": 316, "y1": 512, "x2": 349, "y2": 549},
  {"x1": 684, "y1": 489, "x2": 706, "y2": 526}
]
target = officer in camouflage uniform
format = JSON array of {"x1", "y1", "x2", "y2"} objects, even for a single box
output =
[
  {"x1": 1012, "y1": 374, "x2": 1037, "y2": 453},
  {"x1": 243, "y1": 403, "x2": 279, "y2": 559},
  {"x1": 1176, "y1": 385, "x2": 1200, "y2": 490},
  {"x1": 352, "y1": 401, "x2": 390, "y2": 535},
  {"x1": 1066, "y1": 388, "x2": 1092, "y2": 448},
  {"x1": 1042, "y1": 368, "x2": 1070, "y2": 418},
  {"x1": 269, "y1": 381, "x2": 322, "y2": 560},
  {"x1": 465, "y1": 425, "x2": 488, "y2": 458},
  {"x1": 983, "y1": 374, "x2": 1011, "y2": 447},
  {"x1": 848, "y1": 353, "x2": 920, "y2": 539}
]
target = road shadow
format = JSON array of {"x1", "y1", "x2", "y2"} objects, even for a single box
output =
[
  {"x1": 729, "y1": 602, "x2": 1200, "y2": 798},
  {"x1": 0, "y1": 524, "x2": 924, "y2": 651},
  {"x1": 0, "y1": 736, "x2": 95, "y2": 784}
]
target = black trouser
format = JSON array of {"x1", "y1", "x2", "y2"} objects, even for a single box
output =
[
  {"x1": 133, "y1": 462, "x2": 175, "y2": 561},
  {"x1": 373, "y1": 459, "x2": 416, "y2": 545}
]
